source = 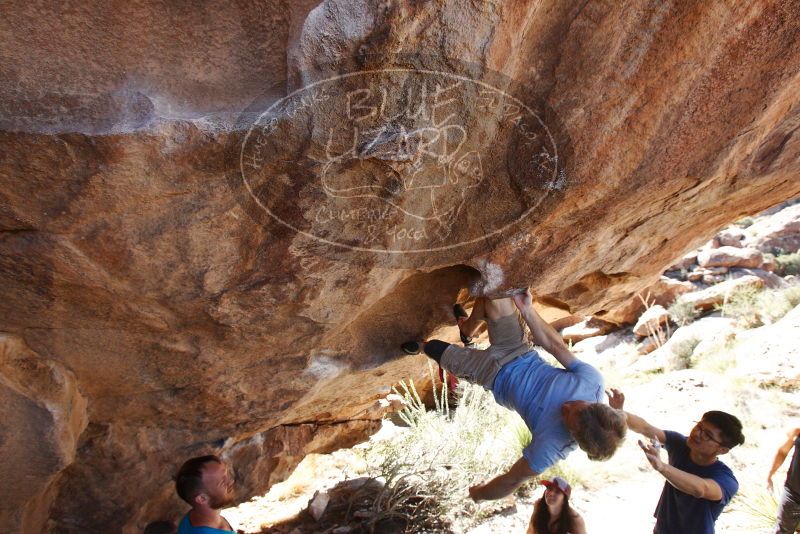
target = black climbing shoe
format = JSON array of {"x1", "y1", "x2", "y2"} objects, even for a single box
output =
[
  {"x1": 453, "y1": 304, "x2": 474, "y2": 346},
  {"x1": 401, "y1": 341, "x2": 421, "y2": 355}
]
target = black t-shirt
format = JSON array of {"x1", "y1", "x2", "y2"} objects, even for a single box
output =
[
  {"x1": 654, "y1": 431, "x2": 738, "y2": 534},
  {"x1": 786, "y1": 435, "x2": 800, "y2": 496}
]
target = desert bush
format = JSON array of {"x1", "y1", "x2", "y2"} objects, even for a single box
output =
[
  {"x1": 718, "y1": 284, "x2": 762, "y2": 327},
  {"x1": 718, "y1": 284, "x2": 800, "y2": 328},
  {"x1": 734, "y1": 217, "x2": 754, "y2": 228},
  {"x1": 730, "y1": 299, "x2": 759, "y2": 326},
  {"x1": 775, "y1": 252, "x2": 800, "y2": 276},
  {"x1": 690, "y1": 335, "x2": 739, "y2": 373},
  {"x1": 783, "y1": 285, "x2": 800, "y2": 307},
  {"x1": 668, "y1": 337, "x2": 701, "y2": 370},
  {"x1": 668, "y1": 296, "x2": 701, "y2": 326},
  {"x1": 393, "y1": 373, "x2": 448, "y2": 428},
  {"x1": 638, "y1": 295, "x2": 671, "y2": 349},
  {"x1": 728, "y1": 487, "x2": 778, "y2": 532},
  {"x1": 506, "y1": 410, "x2": 532, "y2": 455},
  {"x1": 364, "y1": 365, "x2": 530, "y2": 531},
  {"x1": 771, "y1": 246, "x2": 787, "y2": 256}
]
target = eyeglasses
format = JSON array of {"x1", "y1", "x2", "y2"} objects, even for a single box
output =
[{"x1": 694, "y1": 421, "x2": 723, "y2": 445}]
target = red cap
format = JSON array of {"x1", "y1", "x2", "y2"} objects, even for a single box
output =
[{"x1": 540, "y1": 476, "x2": 571, "y2": 499}]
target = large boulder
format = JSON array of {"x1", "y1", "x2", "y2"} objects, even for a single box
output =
[
  {"x1": 1, "y1": 1, "x2": 800, "y2": 532},
  {"x1": 561, "y1": 317, "x2": 618, "y2": 344},
  {"x1": 666, "y1": 251, "x2": 699, "y2": 272},
  {"x1": 680, "y1": 275, "x2": 765, "y2": 311},
  {"x1": 697, "y1": 246, "x2": 763, "y2": 268},
  {"x1": 713, "y1": 228, "x2": 746, "y2": 248},
  {"x1": 633, "y1": 304, "x2": 670, "y2": 337},
  {"x1": 729, "y1": 267, "x2": 790, "y2": 289},
  {"x1": 744, "y1": 203, "x2": 800, "y2": 253},
  {"x1": 603, "y1": 276, "x2": 695, "y2": 325}
]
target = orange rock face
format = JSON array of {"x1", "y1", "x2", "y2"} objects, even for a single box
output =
[
  {"x1": 602, "y1": 276, "x2": 695, "y2": 325},
  {"x1": 1, "y1": 1, "x2": 800, "y2": 532}
]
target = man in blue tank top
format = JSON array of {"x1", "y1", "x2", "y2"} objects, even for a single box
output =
[
  {"x1": 403, "y1": 290, "x2": 627, "y2": 501},
  {"x1": 767, "y1": 426, "x2": 800, "y2": 534},
  {"x1": 175, "y1": 455, "x2": 236, "y2": 533},
  {"x1": 608, "y1": 389, "x2": 744, "y2": 533}
]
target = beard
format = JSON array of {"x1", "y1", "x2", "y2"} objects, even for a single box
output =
[{"x1": 209, "y1": 492, "x2": 234, "y2": 510}]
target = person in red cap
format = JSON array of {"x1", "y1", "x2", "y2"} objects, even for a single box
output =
[{"x1": 528, "y1": 476, "x2": 586, "y2": 534}]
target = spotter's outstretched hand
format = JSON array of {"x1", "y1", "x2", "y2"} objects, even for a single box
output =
[
  {"x1": 606, "y1": 388, "x2": 625, "y2": 410},
  {"x1": 639, "y1": 439, "x2": 665, "y2": 473}
]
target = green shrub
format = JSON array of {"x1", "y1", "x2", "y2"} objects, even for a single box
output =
[
  {"x1": 506, "y1": 411, "x2": 532, "y2": 454},
  {"x1": 718, "y1": 285, "x2": 763, "y2": 327},
  {"x1": 784, "y1": 285, "x2": 800, "y2": 307},
  {"x1": 717, "y1": 284, "x2": 800, "y2": 328},
  {"x1": 668, "y1": 296, "x2": 701, "y2": 326},
  {"x1": 775, "y1": 252, "x2": 800, "y2": 276},
  {"x1": 393, "y1": 377, "x2": 437, "y2": 428},
  {"x1": 671, "y1": 338, "x2": 701, "y2": 370},
  {"x1": 728, "y1": 487, "x2": 778, "y2": 532},
  {"x1": 691, "y1": 335, "x2": 738, "y2": 373},
  {"x1": 366, "y1": 365, "x2": 531, "y2": 531},
  {"x1": 734, "y1": 217, "x2": 754, "y2": 228}
]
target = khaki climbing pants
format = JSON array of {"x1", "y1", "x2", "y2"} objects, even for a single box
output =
[{"x1": 440, "y1": 312, "x2": 532, "y2": 389}]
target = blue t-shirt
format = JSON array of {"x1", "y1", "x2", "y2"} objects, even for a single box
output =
[
  {"x1": 177, "y1": 513, "x2": 234, "y2": 534},
  {"x1": 491, "y1": 350, "x2": 604, "y2": 473},
  {"x1": 654, "y1": 431, "x2": 738, "y2": 534}
]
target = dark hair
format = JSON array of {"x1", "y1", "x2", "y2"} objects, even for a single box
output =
[
  {"x1": 530, "y1": 493, "x2": 579, "y2": 534},
  {"x1": 175, "y1": 455, "x2": 221, "y2": 505},
  {"x1": 702, "y1": 411, "x2": 745, "y2": 449},
  {"x1": 571, "y1": 404, "x2": 627, "y2": 461}
]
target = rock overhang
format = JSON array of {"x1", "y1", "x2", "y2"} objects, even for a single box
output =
[{"x1": 1, "y1": 1, "x2": 800, "y2": 532}]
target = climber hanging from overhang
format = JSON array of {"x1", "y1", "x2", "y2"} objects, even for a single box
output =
[{"x1": 401, "y1": 288, "x2": 627, "y2": 501}]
